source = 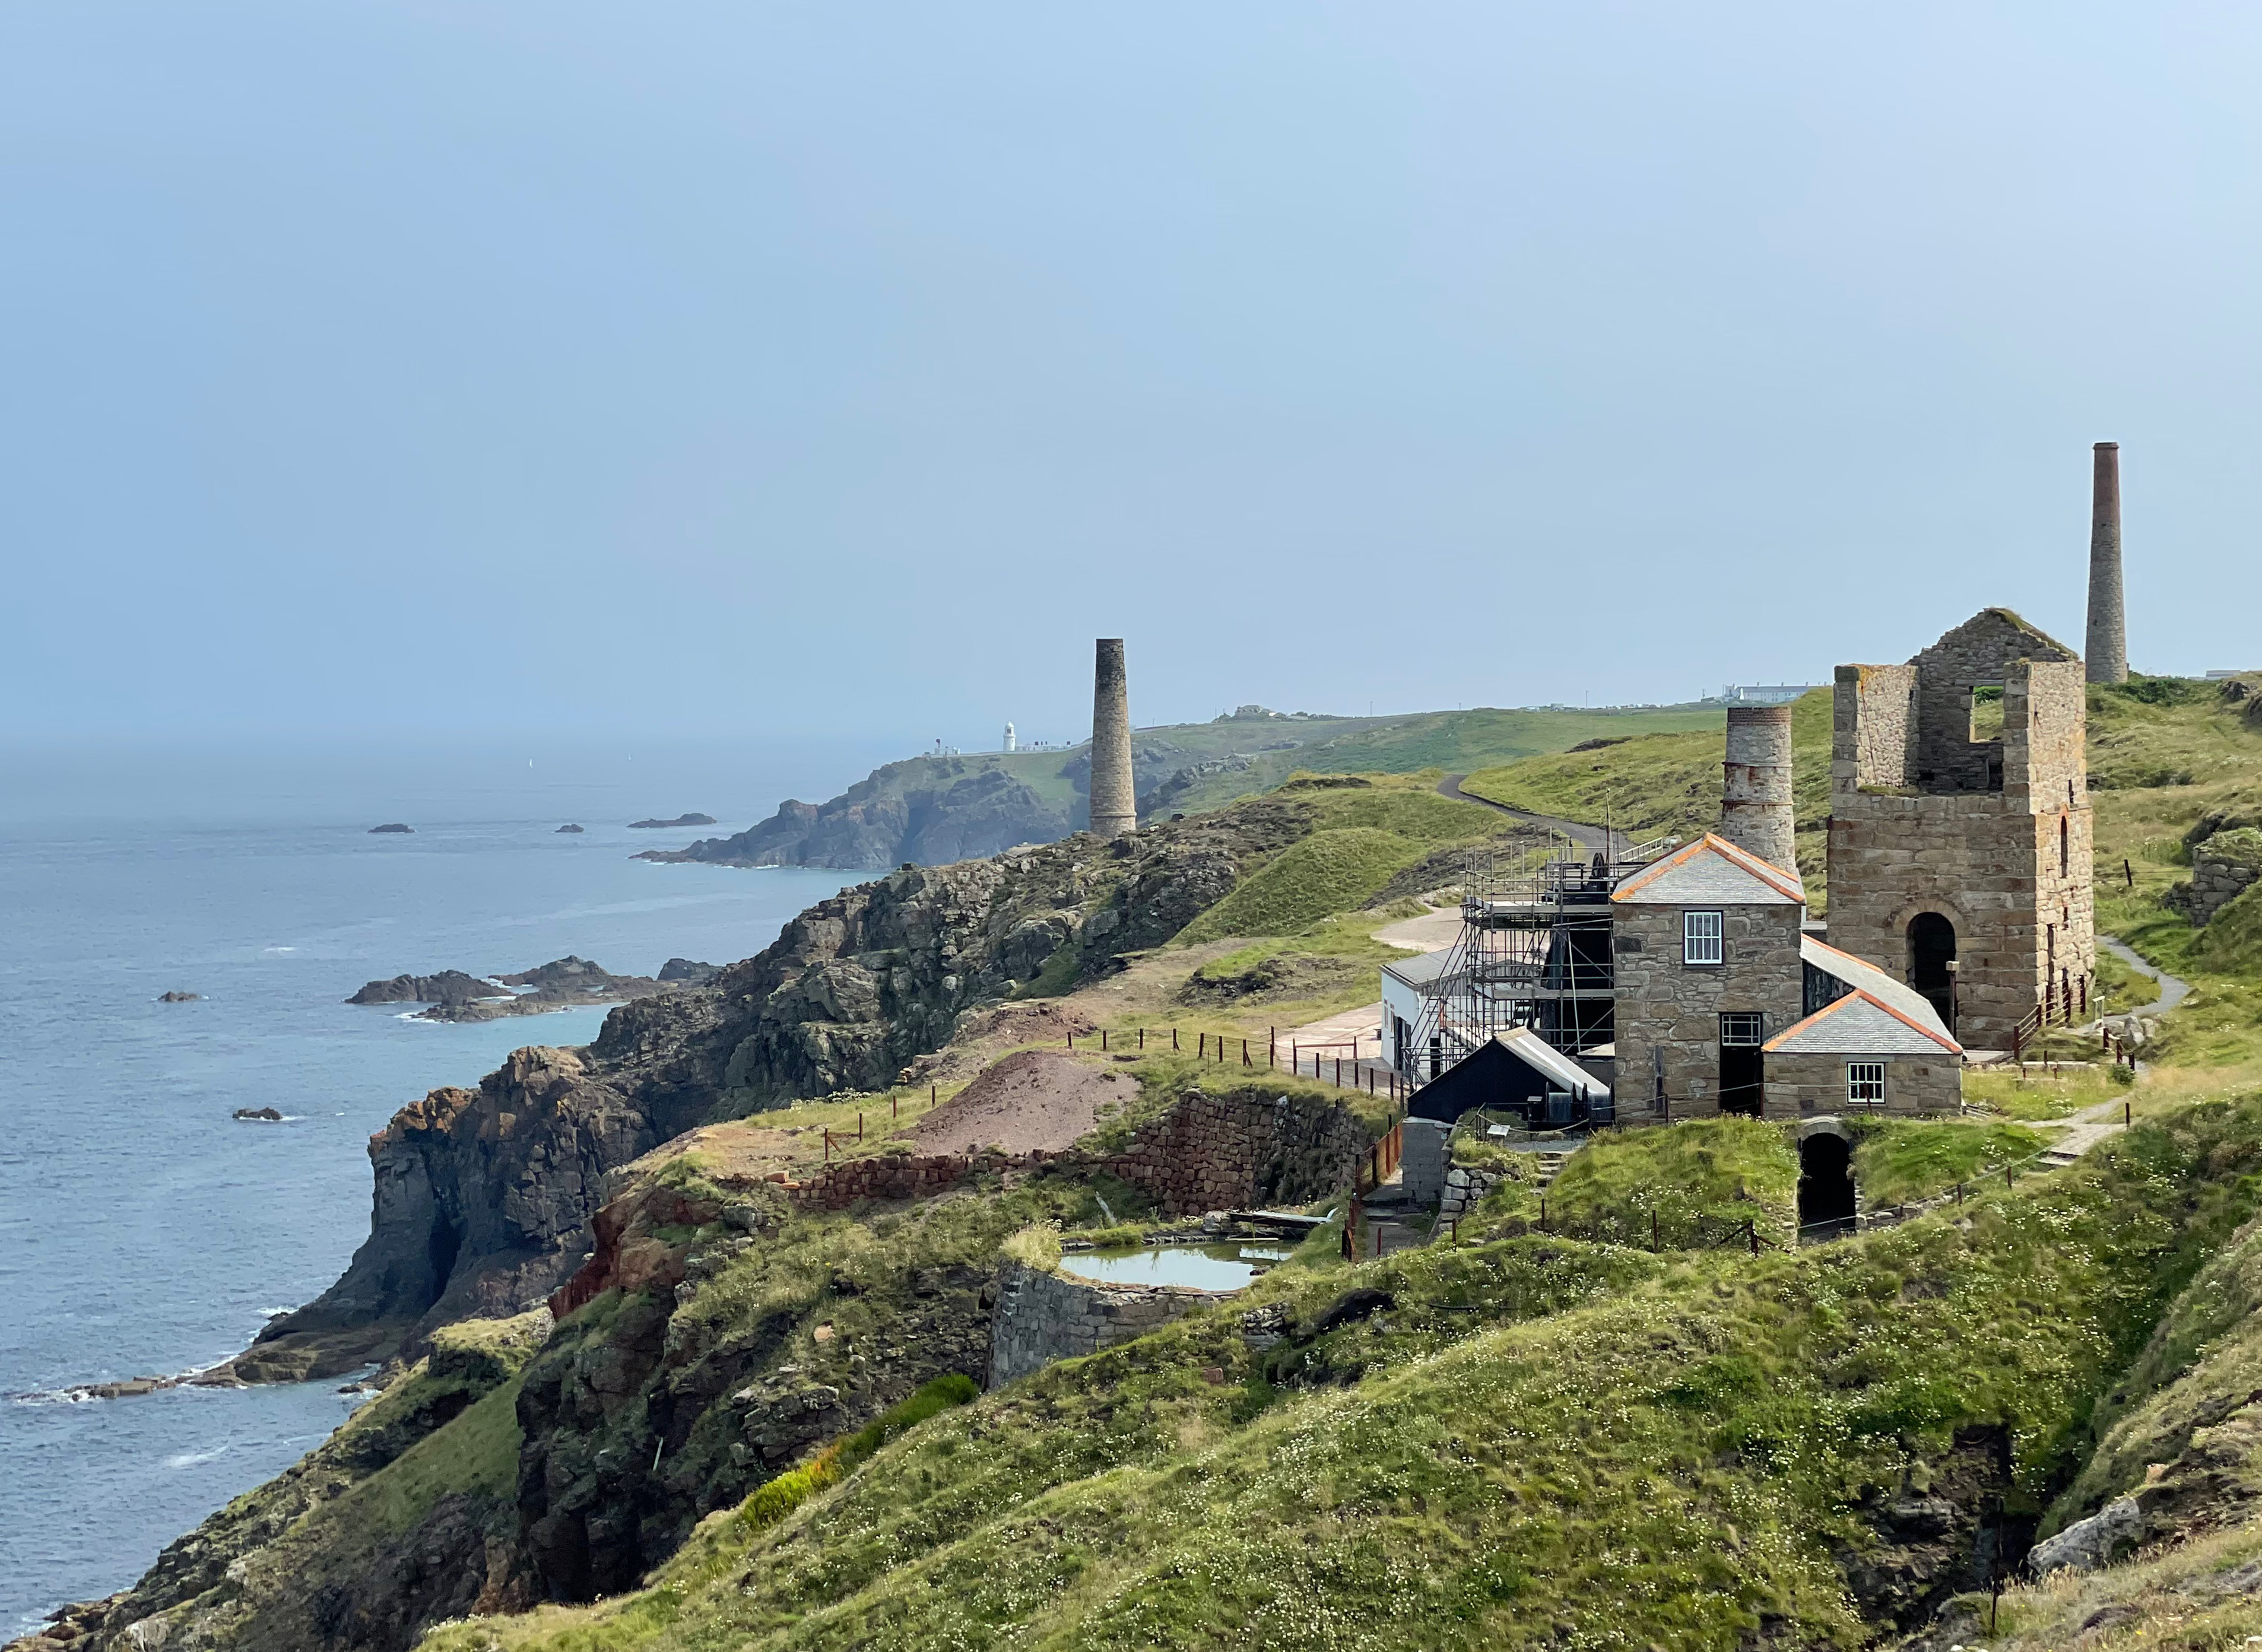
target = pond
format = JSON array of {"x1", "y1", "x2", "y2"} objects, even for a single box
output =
[{"x1": 1058, "y1": 1241, "x2": 1294, "y2": 1292}]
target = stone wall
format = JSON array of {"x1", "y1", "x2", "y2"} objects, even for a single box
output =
[
  {"x1": 2177, "y1": 828, "x2": 2262, "y2": 926},
  {"x1": 1096, "y1": 1087, "x2": 1373, "y2": 1216},
  {"x1": 1439, "y1": 1162, "x2": 1503, "y2": 1220},
  {"x1": 986, "y1": 1260, "x2": 1222, "y2": 1387},
  {"x1": 761, "y1": 1085, "x2": 1378, "y2": 1220},
  {"x1": 1765, "y1": 1051, "x2": 1961, "y2": 1118},
  {"x1": 1830, "y1": 632, "x2": 2095, "y2": 1049},
  {"x1": 1609, "y1": 900, "x2": 1806, "y2": 1120},
  {"x1": 1833, "y1": 663, "x2": 1917, "y2": 791}
]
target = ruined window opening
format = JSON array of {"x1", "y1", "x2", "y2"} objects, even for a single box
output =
[
  {"x1": 2060, "y1": 815, "x2": 2070, "y2": 877},
  {"x1": 1970, "y1": 684, "x2": 2006, "y2": 742},
  {"x1": 1847, "y1": 1062, "x2": 1886, "y2": 1105},
  {"x1": 1683, "y1": 910, "x2": 1723, "y2": 965}
]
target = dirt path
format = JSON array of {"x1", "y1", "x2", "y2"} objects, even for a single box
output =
[
  {"x1": 909, "y1": 1050, "x2": 1137, "y2": 1156},
  {"x1": 1438, "y1": 773, "x2": 1622, "y2": 859},
  {"x1": 1373, "y1": 905, "x2": 1460, "y2": 952},
  {"x1": 2097, "y1": 935, "x2": 2193, "y2": 1021}
]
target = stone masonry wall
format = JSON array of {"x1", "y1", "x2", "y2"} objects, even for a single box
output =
[
  {"x1": 1829, "y1": 655, "x2": 2093, "y2": 1047},
  {"x1": 1765, "y1": 1051, "x2": 1961, "y2": 1118},
  {"x1": 986, "y1": 1259, "x2": 1222, "y2": 1387},
  {"x1": 1609, "y1": 901, "x2": 1806, "y2": 1121},
  {"x1": 764, "y1": 1086, "x2": 1376, "y2": 1219},
  {"x1": 1097, "y1": 1088, "x2": 1372, "y2": 1216},
  {"x1": 1833, "y1": 663, "x2": 1917, "y2": 790},
  {"x1": 2183, "y1": 833, "x2": 2262, "y2": 925}
]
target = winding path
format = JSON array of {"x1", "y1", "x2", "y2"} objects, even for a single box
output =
[
  {"x1": 1438, "y1": 773, "x2": 1624, "y2": 859},
  {"x1": 2098, "y1": 935, "x2": 2193, "y2": 1020}
]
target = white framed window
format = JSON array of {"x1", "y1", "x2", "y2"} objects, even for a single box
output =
[
  {"x1": 1683, "y1": 909, "x2": 1724, "y2": 965},
  {"x1": 1847, "y1": 1062, "x2": 1886, "y2": 1105},
  {"x1": 1719, "y1": 1012, "x2": 1765, "y2": 1047}
]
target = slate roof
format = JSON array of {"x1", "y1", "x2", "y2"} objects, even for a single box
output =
[
  {"x1": 1762, "y1": 990, "x2": 1963, "y2": 1057},
  {"x1": 1610, "y1": 832, "x2": 1806, "y2": 908},
  {"x1": 1799, "y1": 936, "x2": 1955, "y2": 1041},
  {"x1": 1382, "y1": 948, "x2": 1458, "y2": 991}
]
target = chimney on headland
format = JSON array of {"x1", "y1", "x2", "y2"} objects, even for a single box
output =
[
  {"x1": 2086, "y1": 441, "x2": 2128, "y2": 684},
  {"x1": 1719, "y1": 704, "x2": 1797, "y2": 875},
  {"x1": 1089, "y1": 640, "x2": 1137, "y2": 838}
]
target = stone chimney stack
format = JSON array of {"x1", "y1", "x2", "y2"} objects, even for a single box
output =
[
  {"x1": 1719, "y1": 704, "x2": 1797, "y2": 875},
  {"x1": 2086, "y1": 441, "x2": 2128, "y2": 684},
  {"x1": 1088, "y1": 639, "x2": 1137, "y2": 838}
]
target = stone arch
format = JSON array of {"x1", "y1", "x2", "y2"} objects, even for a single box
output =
[
  {"x1": 1906, "y1": 911, "x2": 1959, "y2": 1034},
  {"x1": 1796, "y1": 1117, "x2": 1852, "y2": 1145},
  {"x1": 1797, "y1": 1129, "x2": 1857, "y2": 1234}
]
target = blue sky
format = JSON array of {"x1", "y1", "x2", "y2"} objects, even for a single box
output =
[{"x1": 5, "y1": 2, "x2": 2258, "y2": 747}]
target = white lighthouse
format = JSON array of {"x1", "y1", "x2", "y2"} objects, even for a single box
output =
[{"x1": 1003, "y1": 722, "x2": 1016, "y2": 753}]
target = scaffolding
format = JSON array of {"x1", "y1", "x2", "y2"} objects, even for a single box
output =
[{"x1": 1398, "y1": 838, "x2": 1673, "y2": 1083}]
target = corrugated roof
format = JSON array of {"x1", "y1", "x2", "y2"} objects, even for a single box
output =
[
  {"x1": 1382, "y1": 948, "x2": 1458, "y2": 990},
  {"x1": 1762, "y1": 990, "x2": 1963, "y2": 1056},
  {"x1": 1799, "y1": 936, "x2": 1955, "y2": 1042},
  {"x1": 1610, "y1": 833, "x2": 1806, "y2": 908}
]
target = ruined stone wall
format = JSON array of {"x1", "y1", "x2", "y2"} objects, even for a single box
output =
[
  {"x1": 1097, "y1": 1088, "x2": 1372, "y2": 1216},
  {"x1": 1608, "y1": 902, "x2": 1805, "y2": 1121},
  {"x1": 1765, "y1": 1052, "x2": 1962, "y2": 1118},
  {"x1": 986, "y1": 1260, "x2": 1219, "y2": 1387},
  {"x1": 1833, "y1": 664, "x2": 1917, "y2": 795},
  {"x1": 762, "y1": 1086, "x2": 1375, "y2": 1219},
  {"x1": 1829, "y1": 654, "x2": 2094, "y2": 1047}
]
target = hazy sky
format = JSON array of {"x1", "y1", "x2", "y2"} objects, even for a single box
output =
[{"x1": 6, "y1": 2, "x2": 2259, "y2": 748}]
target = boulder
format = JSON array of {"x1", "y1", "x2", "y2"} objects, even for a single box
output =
[{"x1": 2029, "y1": 1495, "x2": 2145, "y2": 1575}]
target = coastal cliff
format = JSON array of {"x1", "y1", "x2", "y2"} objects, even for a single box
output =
[{"x1": 242, "y1": 799, "x2": 1312, "y2": 1381}]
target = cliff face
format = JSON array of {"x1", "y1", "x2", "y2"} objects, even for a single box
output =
[
  {"x1": 246, "y1": 800, "x2": 1312, "y2": 1378},
  {"x1": 642, "y1": 761, "x2": 1077, "y2": 871}
]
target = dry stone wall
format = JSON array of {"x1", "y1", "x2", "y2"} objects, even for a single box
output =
[
  {"x1": 986, "y1": 1260, "x2": 1222, "y2": 1387},
  {"x1": 1096, "y1": 1087, "x2": 1373, "y2": 1216}
]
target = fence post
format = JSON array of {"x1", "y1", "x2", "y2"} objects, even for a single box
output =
[
  {"x1": 1243, "y1": 1038, "x2": 1250, "y2": 1066},
  {"x1": 1138, "y1": 1027, "x2": 1144, "y2": 1051},
  {"x1": 824, "y1": 1129, "x2": 831, "y2": 1162},
  {"x1": 2125, "y1": 1100, "x2": 2131, "y2": 1127},
  {"x1": 1746, "y1": 1218, "x2": 1757, "y2": 1256},
  {"x1": 1173, "y1": 1027, "x2": 1180, "y2": 1051},
  {"x1": 1101, "y1": 1029, "x2": 1108, "y2": 1051},
  {"x1": 859, "y1": 1112, "x2": 864, "y2": 1142},
  {"x1": 1652, "y1": 1211, "x2": 1660, "y2": 1251},
  {"x1": 930, "y1": 1082, "x2": 937, "y2": 1108}
]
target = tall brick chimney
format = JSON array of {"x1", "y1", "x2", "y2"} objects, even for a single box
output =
[
  {"x1": 1088, "y1": 639, "x2": 1137, "y2": 838},
  {"x1": 1719, "y1": 704, "x2": 1797, "y2": 875},
  {"x1": 2086, "y1": 441, "x2": 2128, "y2": 684}
]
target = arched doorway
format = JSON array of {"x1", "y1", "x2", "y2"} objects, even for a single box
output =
[
  {"x1": 1908, "y1": 912, "x2": 1958, "y2": 1033},
  {"x1": 1798, "y1": 1133, "x2": 1856, "y2": 1234}
]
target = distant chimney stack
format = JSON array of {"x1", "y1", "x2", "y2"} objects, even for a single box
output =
[
  {"x1": 2086, "y1": 441, "x2": 2128, "y2": 684},
  {"x1": 1089, "y1": 640, "x2": 1137, "y2": 837},
  {"x1": 1719, "y1": 704, "x2": 1797, "y2": 874}
]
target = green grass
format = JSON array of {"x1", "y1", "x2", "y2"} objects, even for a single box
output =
[
  {"x1": 418, "y1": 1091, "x2": 2262, "y2": 1652},
  {"x1": 1847, "y1": 1116, "x2": 2050, "y2": 1206},
  {"x1": 1538, "y1": 1117, "x2": 1801, "y2": 1250},
  {"x1": 1174, "y1": 828, "x2": 1428, "y2": 943},
  {"x1": 1155, "y1": 706, "x2": 1729, "y2": 817},
  {"x1": 1457, "y1": 688, "x2": 1833, "y2": 897}
]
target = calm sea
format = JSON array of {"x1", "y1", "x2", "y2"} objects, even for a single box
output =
[{"x1": 0, "y1": 738, "x2": 886, "y2": 1634}]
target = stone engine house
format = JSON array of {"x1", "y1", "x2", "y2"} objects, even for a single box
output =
[
  {"x1": 1825, "y1": 609, "x2": 2095, "y2": 1047},
  {"x1": 1389, "y1": 604, "x2": 2105, "y2": 1126}
]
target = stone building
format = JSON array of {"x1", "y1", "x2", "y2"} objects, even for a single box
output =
[
  {"x1": 1606, "y1": 834, "x2": 1963, "y2": 1120},
  {"x1": 1825, "y1": 609, "x2": 2095, "y2": 1048}
]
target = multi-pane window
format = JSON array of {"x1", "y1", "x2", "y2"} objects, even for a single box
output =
[
  {"x1": 1719, "y1": 1012, "x2": 1765, "y2": 1047},
  {"x1": 1847, "y1": 1062, "x2": 1886, "y2": 1105},
  {"x1": 1683, "y1": 909, "x2": 1723, "y2": 965}
]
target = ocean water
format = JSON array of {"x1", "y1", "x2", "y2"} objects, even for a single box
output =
[{"x1": 0, "y1": 749, "x2": 874, "y2": 1634}]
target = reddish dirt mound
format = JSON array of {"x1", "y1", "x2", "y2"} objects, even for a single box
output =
[{"x1": 910, "y1": 1050, "x2": 1132, "y2": 1157}]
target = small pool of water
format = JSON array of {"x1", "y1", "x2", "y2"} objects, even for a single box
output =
[{"x1": 1059, "y1": 1243, "x2": 1293, "y2": 1292}]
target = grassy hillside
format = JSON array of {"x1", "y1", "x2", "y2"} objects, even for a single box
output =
[
  {"x1": 421, "y1": 1091, "x2": 2262, "y2": 1652},
  {"x1": 1457, "y1": 688, "x2": 1832, "y2": 892},
  {"x1": 1150, "y1": 704, "x2": 1727, "y2": 817},
  {"x1": 1170, "y1": 773, "x2": 1502, "y2": 944}
]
